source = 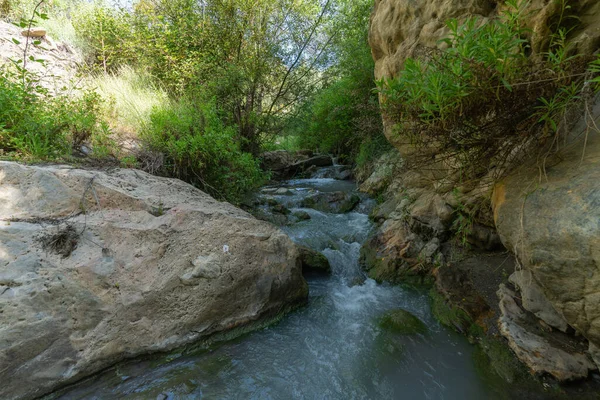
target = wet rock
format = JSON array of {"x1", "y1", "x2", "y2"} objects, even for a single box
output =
[
  {"x1": 0, "y1": 162, "x2": 308, "y2": 400},
  {"x1": 301, "y1": 191, "x2": 360, "y2": 214},
  {"x1": 298, "y1": 246, "x2": 331, "y2": 274},
  {"x1": 275, "y1": 188, "x2": 292, "y2": 195},
  {"x1": 294, "y1": 154, "x2": 333, "y2": 169},
  {"x1": 378, "y1": 309, "x2": 427, "y2": 335},
  {"x1": 432, "y1": 267, "x2": 490, "y2": 334},
  {"x1": 508, "y1": 270, "x2": 569, "y2": 333},
  {"x1": 292, "y1": 211, "x2": 311, "y2": 221},
  {"x1": 271, "y1": 204, "x2": 290, "y2": 215},
  {"x1": 497, "y1": 285, "x2": 595, "y2": 382},
  {"x1": 359, "y1": 151, "x2": 403, "y2": 195},
  {"x1": 336, "y1": 169, "x2": 353, "y2": 180}
]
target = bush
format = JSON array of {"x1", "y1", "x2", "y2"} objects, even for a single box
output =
[
  {"x1": 0, "y1": 67, "x2": 111, "y2": 160},
  {"x1": 376, "y1": 0, "x2": 596, "y2": 180},
  {"x1": 140, "y1": 96, "x2": 266, "y2": 204}
]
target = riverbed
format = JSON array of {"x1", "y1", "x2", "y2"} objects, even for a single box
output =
[{"x1": 53, "y1": 172, "x2": 500, "y2": 399}]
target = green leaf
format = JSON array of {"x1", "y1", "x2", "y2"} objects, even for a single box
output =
[
  {"x1": 33, "y1": 40, "x2": 42, "y2": 45},
  {"x1": 12, "y1": 38, "x2": 21, "y2": 45}
]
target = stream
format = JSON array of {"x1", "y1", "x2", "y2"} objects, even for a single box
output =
[{"x1": 55, "y1": 167, "x2": 501, "y2": 400}]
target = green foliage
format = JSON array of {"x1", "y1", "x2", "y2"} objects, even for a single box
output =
[
  {"x1": 376, "y1": 0, "x2": 596, "y2": 180},
  {"x1": 141, "y1": 96, "x2": 266, "y2": 203},
  {"x1": 72, "y1": 3, "x2": 134, "y2": 73},
  {"x1": 0, "y1": 67, "x2": 111, "y2": 160},
  {"x1": 290, "y1": 0, "x2": 385, "y2": 165}
]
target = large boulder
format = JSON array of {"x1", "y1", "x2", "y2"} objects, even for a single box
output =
[
  {"x1": 493, "y1": 119, "x2": 600, "y2": 367},
  {"x1": 0, "y1": 162, "x2": 308, "y2": 400},
  {"x1": 260, "y1": 150, "x2": 296, "y2": 172}
]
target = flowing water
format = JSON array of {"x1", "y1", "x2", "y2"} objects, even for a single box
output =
[{"x1": 55, "y1": 170, "x2": 500, "y2": 400}]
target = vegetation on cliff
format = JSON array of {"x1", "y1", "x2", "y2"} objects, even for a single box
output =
[{"x1": 377, "y1": 0, "x2": 600, "y2": 182}]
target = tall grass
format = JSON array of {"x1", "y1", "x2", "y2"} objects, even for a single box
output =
[{"x1": 89, "y1": 66, "x2": 169, "y2": 137}]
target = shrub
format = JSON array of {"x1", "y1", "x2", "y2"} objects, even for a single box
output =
[
  {"x1": 376, "y1": 0, "x2": 596, "y2": 181},
  {"x1": 140, "y1": 96, "x2": 266, "y2": 204},
  {"x1": 0, "y1": 67, "x2": 111, "y2": 160}
]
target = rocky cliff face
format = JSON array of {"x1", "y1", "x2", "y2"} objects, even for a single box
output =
[
  {"x1": 0, "y1": 162, "x2": 308, "y2": 400},
  {"x1": 366, "y1": 0, "x2": 600, "y2": 382}
]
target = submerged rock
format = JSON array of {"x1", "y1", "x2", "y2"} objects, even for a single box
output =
[
  {"x1": 378, "y1": 309, "x2": 427, "y2": 335},
  {"x1": 292, "y1": 211, "x2": 311, "y2": 221},
  {"x1": 0, "y1": 162, "x2": 308, "y2": 400},
  {"x1": 298, "y1": 246, "x2": 331, "y2": 274},
  {"x1": 301, "y1": 191, "x2": 360, "y2": 214}
]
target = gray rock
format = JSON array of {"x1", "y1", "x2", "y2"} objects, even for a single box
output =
[
  {"x1": 497, "y1": 284, "x2": 595, "y2": 382},
  {"x1": 260, "y1": 150, "x2": 295, "y2": 171},
  {"x1": 0, "y1": 162, "x2": 308, "y2": 400},
  {"x1": 493, "y1": 121, "x2": 600, "y2": 368},
  {"x1": 509, "y1": 270, "x2": 569, "y2": 332}
]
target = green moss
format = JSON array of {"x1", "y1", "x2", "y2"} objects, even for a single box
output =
[
  {"x1": 299, "y1": 247, "x2": 331, "y2": 274},
  {"x1": 378, "y1": 309, "x2": 428, "y2": 335},
  {"x1": 429, "y1": 288, "x2": 473, "y2": 334}
]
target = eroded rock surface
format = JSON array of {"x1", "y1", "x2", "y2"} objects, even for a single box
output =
[
  {"x1": 508, "y1": 270, "x2": 569, "y2": 333},
  {"x1": 497, "y1": 285, "x2": 595, "y2": 382},
  {"x1": 0, "y1": 162, "x2": 308, "y2": 400},
  {"x1": 493, "y1": 124, "x2": 600, "y2": 368}
]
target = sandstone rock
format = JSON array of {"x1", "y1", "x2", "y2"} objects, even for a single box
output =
[
  {"x1": 0, "y1": 22, "x2": 79, "y2": 95},
  {"x1": 508, "y1": 270, "x2": 569, "y2": 333},
  {"x1": 360, "y1": 219, "x2": 427, "y2": 283},
  {"x1": 300, "y1": 191, "x2": 359, "y2": 214},
  {"x1": 21, "y1": 27, "x2": 46, "y2": 37},
  {"x1": 369, "y1": 0, "x2": 600, "y2": 91},
  {"x1": 0, "y1": 162, "x2": 308, "y2": 400},
  {"x1": 493, "y1": 118, "x2": 600, "y2": 367},
  {"x1": 298, "y1": 246, "x2": 331, "y2": 274},
  {"x1": 497, "y1": 285, "x2": 595, "y2": 382}
]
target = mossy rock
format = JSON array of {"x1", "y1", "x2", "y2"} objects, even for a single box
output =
[
  {"x1": 292, "y1": 211, "x2": 311, "y2": 221},
  {"x1": 429, "y1": 288, "x2": 473, "y2": 334},
  {"x1": 378, "y1": 309, "x2": 428, "y2": 335},
  {"x1": 298, "y1": 246, "x2": 331, "y2": 274}
]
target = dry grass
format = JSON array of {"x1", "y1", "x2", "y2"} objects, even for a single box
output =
[{"x1": 88, "y1": 65, "x2": 169, "y2": 139}]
